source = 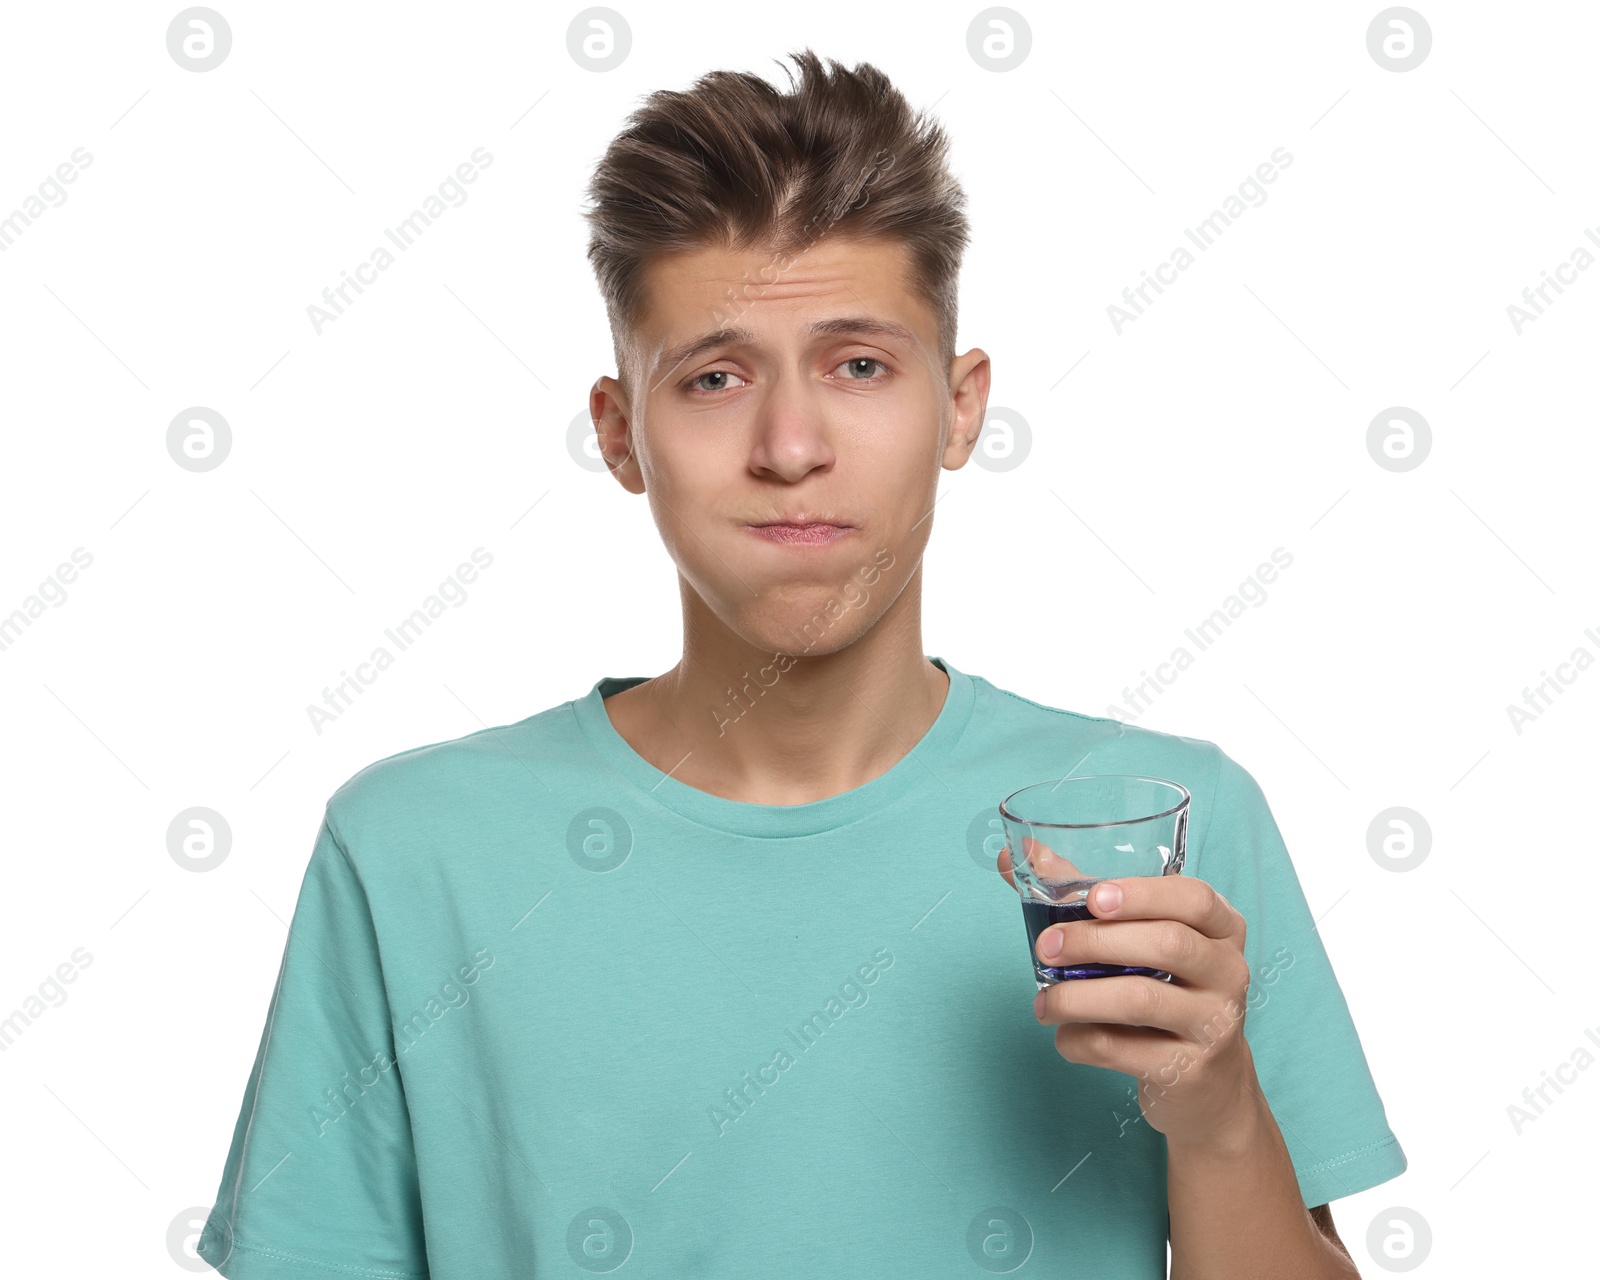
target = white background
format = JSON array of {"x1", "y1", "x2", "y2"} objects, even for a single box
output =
[{"x1": 1, "y1": 2, "x2": 1594, "y2": 1275}]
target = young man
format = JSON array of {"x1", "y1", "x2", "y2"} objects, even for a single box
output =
[{"x1": 196, "y1": 50, "x2": 1404, "y2": 1279}]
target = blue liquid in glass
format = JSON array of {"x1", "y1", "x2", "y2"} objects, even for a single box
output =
[{"x1": 1021, "y1": 897, "x2": 1173, "y2": 986}]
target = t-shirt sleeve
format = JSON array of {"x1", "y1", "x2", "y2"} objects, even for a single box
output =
[
  {"x1": 196, "y1": 811, "x2": 429, "y2": 1277},
  {"x1": 1188, "y1": 745, "x2": 1408, "y2": 1208}
]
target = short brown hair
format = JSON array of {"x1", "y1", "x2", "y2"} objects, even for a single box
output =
[{"x1": 583, "y1": 49, "x2": 970, "y2": 397}]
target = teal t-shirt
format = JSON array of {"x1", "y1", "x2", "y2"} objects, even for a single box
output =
[{"x1": 197, "y1": 656, "x2": 1405, "y2": 1278}]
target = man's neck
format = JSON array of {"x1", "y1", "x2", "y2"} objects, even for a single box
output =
[{"x1": 600, "y1": 580, "x2": 949, "y2": 807}]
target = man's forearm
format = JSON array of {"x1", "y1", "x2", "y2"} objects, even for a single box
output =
[{"x1": 1166, "y1": 1087, "x2": 1359, "y2": 1280}]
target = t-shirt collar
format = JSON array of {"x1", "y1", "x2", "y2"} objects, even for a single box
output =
[{"x1": 570, "y1": 655, "x2": 975, "y2": 838}]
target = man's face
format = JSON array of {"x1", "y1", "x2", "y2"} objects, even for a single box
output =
[{"x1": 591, "y1": 234, "x2": 988, "y2": 657}]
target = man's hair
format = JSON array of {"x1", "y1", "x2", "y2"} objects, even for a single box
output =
[{"x1": 582, "y1": 48, "x2": 970, "y2": 399}]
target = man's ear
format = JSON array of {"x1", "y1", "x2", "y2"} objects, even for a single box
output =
[
  {"x1": 943, "y1": 347, "x2": 991, "y2": 471},
  {"x1": 590, "y1": 376, "x2": 644, "y2": 494}
]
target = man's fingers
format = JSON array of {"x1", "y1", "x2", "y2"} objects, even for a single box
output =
[
  {"x1": 998, "y1": 836, "x2": 1089, "y2": 890},
  {"x1": 1013, "y1": 834, "x2": 1085, "y2": 881},
  {"x1": 996, "y1": 841, "x2": 1016, "y2": 889},
  {"x1": 1083, "y1": 873, "x2": 1244, "y2": 944},
  {"x1": 1034, "y1": 918, "x2": 1237, "y2": 994}
]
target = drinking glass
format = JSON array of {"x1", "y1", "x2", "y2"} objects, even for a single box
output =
[{"x1": 998, "y1": 774, "x2": 1190, "y2": 989}]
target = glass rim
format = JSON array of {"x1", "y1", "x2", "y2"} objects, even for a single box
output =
[{"x1": 998, "y1": 773, "x2": 1191, "y2": 829}]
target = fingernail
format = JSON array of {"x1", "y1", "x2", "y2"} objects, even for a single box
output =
[
  {"x1": 1033, "y1": 991, "x2": 1045, "y2": 1019},
  {"x1": 1096, "y1": 882, "x2": 1124, "y2": 913},
  {"x1": 1041, "y1": 928, "x2": 1064, "y2": 958}
]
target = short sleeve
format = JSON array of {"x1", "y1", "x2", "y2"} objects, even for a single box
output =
[
  {"x1": 1190, "y1": 747, "x2": 1408, "y2": 1208},
  {"x1": 196, "y1": 813, "x2": 429, "y2": 1277}
]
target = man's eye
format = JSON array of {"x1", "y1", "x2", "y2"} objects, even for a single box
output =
[
  {"x1": 836, "y1": 357, "x2": 888, "y2": 380},
  {"x1": 687, "y1": 370, "x2": 750, "y2": 393}
]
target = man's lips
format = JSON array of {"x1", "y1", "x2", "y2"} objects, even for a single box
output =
[{"x1": 743, "y1": 522, "x2": 857, "y2": 546}]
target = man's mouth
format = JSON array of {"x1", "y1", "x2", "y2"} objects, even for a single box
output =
[{"x1": 744, "y1": 521, "x2": 857, "y2": 546}]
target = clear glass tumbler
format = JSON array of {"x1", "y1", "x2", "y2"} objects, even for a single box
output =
[{"x1": 998, "y1": 774, "x2": 1190, "y2": 989}]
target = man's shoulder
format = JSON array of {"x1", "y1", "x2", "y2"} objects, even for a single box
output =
[
  {"x1": 968, "y1": 668, "x2": 1230, "y2": 779},
  {"x1": 322, "y1": 693, "x2": 584, "y2": 844},
  {"x1": 967, "y1": 669, "x2": 1267, "y2": 870}
]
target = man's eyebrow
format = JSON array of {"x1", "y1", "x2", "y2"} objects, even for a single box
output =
[{"x1": 654, "y1": 316, "x2": 920, "y2": 379}]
